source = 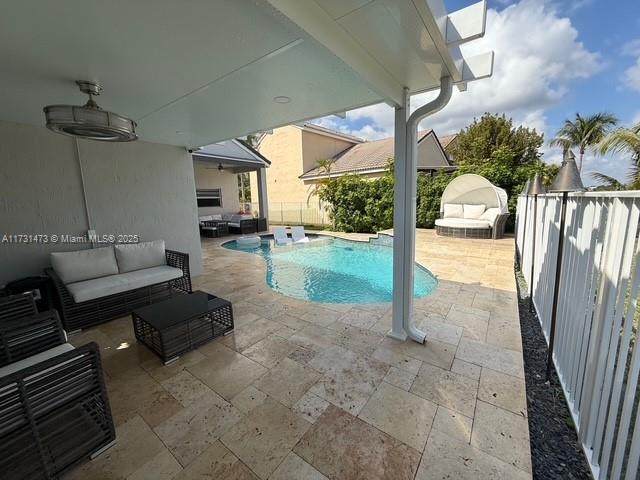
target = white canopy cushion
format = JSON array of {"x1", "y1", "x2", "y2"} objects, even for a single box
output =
[
  {"x1": 435, "y1": 218, "x2": 491, "y2": 229},
  {"x1": 0, "y1": 343, "x2": 74, "y2": 378},
  {"x1": 443, "y1": 203, "x2": 464, "y2": 218},
  {"x1": 66, "y1": 265, "x2": 183, "y2": 303},
  {"x1": 479, "y1": 207, "x2": 502, "y2": 226},
  {"x1": 51, "y1": 246, "x2": 119, "y2": 285},
  {"x1": 115, "y1": 240, "x2": 166, "y2": 273},
  {"x1": 463, "y1": 204, "x2": 486, "y2": 219}
]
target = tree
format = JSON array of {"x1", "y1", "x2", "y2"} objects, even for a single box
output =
[
  {"x1": 550, "y1": 113, "x2": 618, "y2": 172},
  {"x1": 596, "y1": 121, "x2": 640, "y2": 189},
  {"x1": 449, "y1": 114, "x2": 553, "y2": 230},
  {"x1": 590, "y1": 172, "x2": 626, "y2": 191},
  {"x1": 451, "y1": 113, "x2": 544, "y2": 167}
]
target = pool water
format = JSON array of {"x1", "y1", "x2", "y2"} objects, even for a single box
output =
[{"x1": 223, "y1": 236, "x2": 437, "y2": 304}]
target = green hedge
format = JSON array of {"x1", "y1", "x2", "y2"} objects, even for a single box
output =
[{"x1": 319, "y1": 170, "x2": 450, "y2": 233}]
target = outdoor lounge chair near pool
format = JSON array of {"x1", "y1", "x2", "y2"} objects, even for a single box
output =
[
  {"x1": 273, "y1": 227, "x2": 292, "y2": 246},
  {"x1": 291, "y1": 226, "x2": 310, "y2": 243}
]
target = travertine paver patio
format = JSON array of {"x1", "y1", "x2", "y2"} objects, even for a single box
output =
[{"x1": 65, "y1": 229, "x2": 530, "y2": 480}]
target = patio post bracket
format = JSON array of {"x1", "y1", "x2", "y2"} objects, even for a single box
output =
[{"x1": 390, "y1": 76, "x2": 453, "y2": 344}]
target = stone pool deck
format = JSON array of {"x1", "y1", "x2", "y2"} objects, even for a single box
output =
[{"x1": 66, "y1": 229, "x2": 530, "y2": 480}]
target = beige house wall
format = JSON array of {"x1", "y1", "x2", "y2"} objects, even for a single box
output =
[
  {"x1": 300, "y1": 130, "x2": 355, "y2": 174},
  {"x1": 251, "y1": 126, "x2": 304, "y2": 205},
  {"x1": 250, "y1": 126, "x2": 357, "y2": 208},
  {"x1": 193, "y1": 160, "x2": 240, "y2": 216}
]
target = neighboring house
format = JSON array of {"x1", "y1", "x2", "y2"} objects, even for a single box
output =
[
  {"x1": 301, "y1": 129, "x2": 457, "y2": 182},
  {"x1": 250, "y1": 124, "x2": 457, "y2": 208},
  {"x1": 193, "y1": 139, "x2": 270, "y2": 219},
  {"x1": 249, "y1": 123, "x2": 363, "y2": 206}
]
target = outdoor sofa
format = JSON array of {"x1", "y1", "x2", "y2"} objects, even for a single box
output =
[
  {"x1": 46, "y1": 240, "x2": 192, "y2": 332},
  {"x1": 222, "y1": 213, "x2": 259, "y2": 234},
  {"x1": 0, "y1": 293, "x2": 115, "y2": 479},
  {"x1": 198, "y1": 214, "x2": 229, "y2": 237},
  {"x1": 435, "y1": 203, "x2": 509, "y2": 239}
]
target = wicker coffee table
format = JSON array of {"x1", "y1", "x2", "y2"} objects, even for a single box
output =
[{"x1": 132, "y1": 291, "x2": 233, "y2": 364}]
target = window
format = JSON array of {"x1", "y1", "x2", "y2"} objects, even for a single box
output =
[{"x1": 196, "y1": 188, "x2": 222, "y2": 207}]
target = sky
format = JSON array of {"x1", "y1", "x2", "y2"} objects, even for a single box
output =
[{"x1": 313, "y1": 0, "x2": 640, "y2": 185}]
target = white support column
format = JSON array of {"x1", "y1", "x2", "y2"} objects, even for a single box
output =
[
  {"x1": 390, "y1": 77, "x2": 453, "y2": 344},
  {"x1": 256, "y1": 167, "x2": 269, "y2": 223},
  {"x1": 390, "y1": 88, "x2": 411, "y2": 341}
]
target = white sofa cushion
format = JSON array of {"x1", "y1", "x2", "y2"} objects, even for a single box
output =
[
  {"x1": 479, "y1": 207, "x2": 502, "y2": 226},
  {"x1": 51, "y1": 246, "x2": 119, "y2": 284},
  {"x1": 463, "y1": 204, "x2": 486, "y2": 219},
  {"x1": 66, "y1": 265, "x2": 183, "y2": 303},
  {"x1": 115, "y1": 240, "x2": 166, "y2": 273},
  {"x1": 443, "y1": 203, "x2": 464, "y2": 219},
  {"x1": 199, "y1": 215, "x2": 213, "y2": 224},
  {"x1": 435, "y1": 218, "x2": 491, "y2": 229},
  {"x1": 211, "y1": 214, "x2": 223, "y2": 220},
  {"x1": 0, "y1": 343, "x2": 74, "y2": 378}
]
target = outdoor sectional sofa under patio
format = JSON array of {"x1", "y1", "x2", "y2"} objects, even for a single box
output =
[{"x1": 46, "y1": 240, "x2": 192, "y2": 332}]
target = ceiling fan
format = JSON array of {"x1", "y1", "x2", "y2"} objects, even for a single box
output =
[
  {"x1": 205, "y1": 163, "x2": 225, "y2": 171},
  {"x1": 43, "y1": 80, "x2": 137, "y2": 142}
]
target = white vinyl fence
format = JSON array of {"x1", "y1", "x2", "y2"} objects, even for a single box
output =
[{"x1": 516, "y1": 192, "x2": 640, "y2": 480}]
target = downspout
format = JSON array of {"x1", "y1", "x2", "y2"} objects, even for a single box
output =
[{"x1": 403, "y1": 76, "x2": 453, "y2": 343}]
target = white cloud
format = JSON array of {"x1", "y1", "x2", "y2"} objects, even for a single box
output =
[
  {"x1": 621, "y1": 39, "x2": 640, "y2": 93},
  {"x1": 623, "y1": 60, "x2": 640, "y2": 93},
  {"x1": 315, "y1": 0, "x2": 602, "y2": 147},
  {"x1": 622, "y1": 39, "x2": 640, "y2": 57}
]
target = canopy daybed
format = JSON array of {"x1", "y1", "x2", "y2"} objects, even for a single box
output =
[{"x1": 435, "y1": 174, "x2": 509, "y2": 239}]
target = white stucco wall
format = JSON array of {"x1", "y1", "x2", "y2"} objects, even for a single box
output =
[
  {"x1": 0, "y1": 120, "x2": 203, "y2": 286},
  {"x1": 192, "y1": 160, "x2": 241, "y2": 216}
]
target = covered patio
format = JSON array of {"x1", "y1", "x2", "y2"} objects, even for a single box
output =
[
  {"x1": 0, "y1": 0, "x2": 531, "y2": 478},
  {"x1": 66, "y1": 230, "x2": 529, "y2": 479}
]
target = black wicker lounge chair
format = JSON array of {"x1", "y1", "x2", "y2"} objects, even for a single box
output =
[{"x1": 0, "y1": 299, "x2": 115, "y2": 479}]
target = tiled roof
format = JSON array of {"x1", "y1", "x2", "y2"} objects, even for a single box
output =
[{"x1": 300, "y1": 130, "x2": 456, "y2": 179}]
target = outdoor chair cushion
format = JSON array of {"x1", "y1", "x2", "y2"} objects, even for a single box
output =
[
  {"x1": 66, "y1": 265, "x2": 183, "y2": 303},
  {"x1": 443, "y1": 203, "x2": 464, "y2": 218},
  {"x1": 211, "y1": 214, "x2": 223, "y2": 220},
  {"x1": 0, "y1": 343, "x2": 74, "y2": 378},
  {"x1": 199, "y1": 215, "x2": 213, "y2": 224},
  {"x1": 479, "y1": 207, "x2": 502, "y2": 226},
  {"x1": 463, "y1": 204, "x2": 486, "y2": 219},
  {"x1": 51, "y1": 246, "x2": 119, "y2": 284},
  {"x1": 435, "y1": 218, "x2": 492, "y2": 229},
  {"x1": 115, "y1": 240, "x2": 166, "y2": 273}
]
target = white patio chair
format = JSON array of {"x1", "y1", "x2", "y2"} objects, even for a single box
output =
[
  {"x1": 273, "y1": 227, "x2": 291, "y2": 246},
  {"x1": 291, "y1": 226, "x2": 310, "y2": 243}
]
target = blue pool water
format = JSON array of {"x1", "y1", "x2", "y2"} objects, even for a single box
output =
[{"x1": 223, "y1": 236, "x2": 437, "y2": 304}]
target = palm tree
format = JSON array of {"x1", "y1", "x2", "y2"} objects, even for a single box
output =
[
  {"x1": 597, "y1": 122, "x2": 640, "y2": 189},
  {"x1": 590, "y1": 172, "x2": 626, "y2": 191},
  {"x1": 551, "y1": 113, "x2": 618, "y2": 172}
]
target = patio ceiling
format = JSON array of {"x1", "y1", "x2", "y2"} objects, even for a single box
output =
[{"x1": 0, "y1": 0, "x2": 491, "y2": 149}]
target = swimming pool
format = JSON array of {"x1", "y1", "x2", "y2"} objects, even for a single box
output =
[{"x1": 223, "y1": 236, "x2": 437, "y2": 304}]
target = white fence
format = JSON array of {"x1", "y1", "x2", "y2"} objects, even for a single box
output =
[
  {"x1": 516, "y1": 192, "x2": 640, "y2": 480},
  {"x1": 250, "y1": 202, "x2": 329, "y2": 227}
]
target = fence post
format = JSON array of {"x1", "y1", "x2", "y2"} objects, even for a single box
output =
[
  {"x1": 546, "y1": 192, "x2": 568, "y2": 379},
  {"x1": 528, "y1": 174, "x2": 546, "y2": 312}
]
